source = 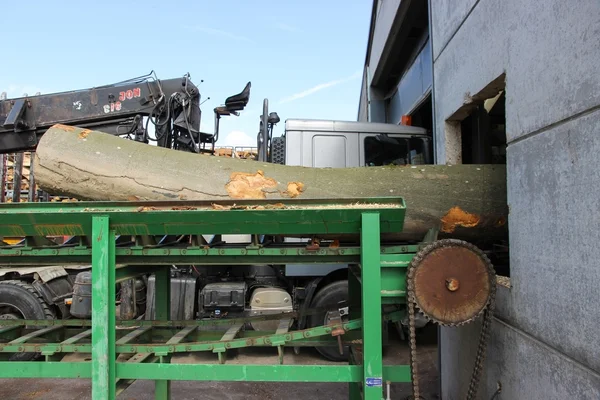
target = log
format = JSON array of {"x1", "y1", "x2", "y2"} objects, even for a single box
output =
[{"x1": 33, "y1": 124, "x2": 508, "y2": 243}]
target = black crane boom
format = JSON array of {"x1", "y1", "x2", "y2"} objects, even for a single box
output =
[{"x1": 0, "y1": 71, "x2": 247, "y2": 154}]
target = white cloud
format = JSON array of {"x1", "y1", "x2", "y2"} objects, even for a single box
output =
[
  {"x1": 278, "y1": 71, "x2": 362, "y2": 104},
  {"x1": 218, "y1": 130, "x2": 257, "y2": 147},
  {"x1": 276, "y1": 23, "x2": 299, "y2": 33},
  {"x1": 183, "y1": 25, "x2": 254, "y2": 43}
]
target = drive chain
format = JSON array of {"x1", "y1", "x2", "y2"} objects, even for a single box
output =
[
  {"x1": 406, "y1": 245, "x2": 423, "y2": 400},
  {"x1": 406, "y1": 239, "x2": 496, "y2": 400},
  {"x1": 466, "y1": 274, "x2": 496, "y2": 400}
]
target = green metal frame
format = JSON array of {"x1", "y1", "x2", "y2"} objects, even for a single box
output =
[{"x1": 0, "y1": 197, "x2": 416, "y2": 400}]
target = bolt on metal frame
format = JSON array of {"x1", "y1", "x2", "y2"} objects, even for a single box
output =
[{"x1": 0, "y1": 197, "x2": 419, "y2": 400}]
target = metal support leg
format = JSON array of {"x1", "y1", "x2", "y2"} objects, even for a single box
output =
[
  {"x1": 11, "y1": 153, "x2": 23, "y2": 203},
  {"x1": 27, "y1": 152, "x2": 36, "y2": 202},
  {"x1": 348, "y1": 266, "x2": 362, "y2": 400},
  {"x1": 154, "y1": 267, "x2": 171, "y2": 400},
  {"x1": 0, "y1": 153, "x2": 6, "y2": 203},
  {"x1": 92, "y1": 216, "x2": 116, "y2": 400},
  {"x1": 361, "y1": 213, "x2": 383, "y2": 400}
]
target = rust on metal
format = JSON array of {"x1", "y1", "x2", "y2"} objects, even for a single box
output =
[
  {"x1": 440, "y1": 206, "x2": 481, "y2": 233},
  {"x1": 413, "y1": 244, "x2": 492, "y2": 325},
  {"x1": 445, "y1": 278, "x2": 460, "y2": 292},
  {"x1": 331, "y1": 326, "x2": 345, "y2": 337},
  {"x1": 225, "y1": 170, "x2": 278, "y2": 199},
  {"x1": 305, "y1": 238, "x2": 320, "y2": 251}
]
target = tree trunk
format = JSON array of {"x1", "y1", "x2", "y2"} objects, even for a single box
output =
[{"x1": 33, "y1": 124, "x2": 508, "y2": 243}]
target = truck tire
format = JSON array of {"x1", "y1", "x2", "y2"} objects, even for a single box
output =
[
  {"x1": 308, "y1": 280, "x2": 349, "y2": 362},
  {"x1": 271, "y1": 136, "x2": 285, "y2": 164},
  {"x1": 0, "y1": 280, "x2": 55, "y2": 361}
]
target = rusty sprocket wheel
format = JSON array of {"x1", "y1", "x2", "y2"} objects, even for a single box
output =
[{"x1": 408, "y1": 239, "x2": 495, "y2": 326}]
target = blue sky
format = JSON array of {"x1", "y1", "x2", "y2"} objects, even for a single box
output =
[{"x1": 1, "y1": 1, "x2": 372, "y2": 147}]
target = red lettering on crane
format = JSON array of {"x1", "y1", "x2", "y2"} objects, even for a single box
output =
[{"x1": 118, "y1": 88, "x2": 142, "y2": 102}]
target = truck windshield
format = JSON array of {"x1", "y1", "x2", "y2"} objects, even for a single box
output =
[{"x1": 364, "y1": 135, "x2": 429, "y2": 166}]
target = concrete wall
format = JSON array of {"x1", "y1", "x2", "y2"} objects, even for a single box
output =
[{"x1": 431, "y1": 0, "x2": 600, "y2": 398}]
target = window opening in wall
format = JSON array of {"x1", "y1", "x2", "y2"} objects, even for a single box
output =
[
  {"x1": 444, "y1": 74, "x2": 507, "y2": 166},
  {"x1": 460, "y1": 91, "x2": 506, "y2": 165},
  {"x1": 444, "y1": 75, "x2": 509, "y2": 277},
  {"x1": 411, "y1": 96, "x2": 433, "y2": 134}
]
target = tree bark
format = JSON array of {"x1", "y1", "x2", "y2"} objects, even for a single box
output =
[{"x1": 33, "y1": 124, "x2": 508, "y2": 243}]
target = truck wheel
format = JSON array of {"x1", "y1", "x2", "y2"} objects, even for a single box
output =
[
  {"x1": 0, "y1": 280, "x2": 55, "y2": 361},
  {"x1": 271, "y1": 136, "x2": 285, "y2": 164},
  {"x1": 308, "y1": 280, "x2": 349, "y2": 362}
]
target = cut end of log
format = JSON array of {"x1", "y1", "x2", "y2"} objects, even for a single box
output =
[{"x1": 440, "y1": 206, "x2": 481, "y2": 233}]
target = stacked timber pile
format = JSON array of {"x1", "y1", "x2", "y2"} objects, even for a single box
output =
[
  {"x1": 3, "y1": 153, "x2": 32, "y2": 202},
  {"x1": 213, "y1": 147, "x2": 258, "y2": 160},
  {"x1": 1, "y1": 152, "x2": 73, "y2": 203}
]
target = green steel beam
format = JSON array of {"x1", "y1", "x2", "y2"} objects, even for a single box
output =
[
  {"x1": 91, "y1": 216, "x2": 116, "y2": 400},
  {"x1": 0, "y1": 244, "x2": 421, "y2": 266},
  {"x1": 154, "y1": 266, "x2": 171, "y2": 399},
  {"x1": 0, "y1": 317, "x2": 369, "y2": 354},
  {"x1": 0, "y1": 197, "x2": 405, "y2": 237},
  {"x1": 0, "y1": 362, "x2": 410, "y2": 383},
  {"x1": 348, "y1": 260, "x2": 362, "y2": 400},
  {"x1": 361, "y1": 213, "x2": 384, "y2": 400}
]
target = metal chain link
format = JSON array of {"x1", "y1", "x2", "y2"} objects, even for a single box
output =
[
  {"x1": 466, "y1": 272, "x2": 496, "y2": 400},
  {"x1": 407, "y1": 244, "x2": 424, "y2": 400},
  {"x1": 406, "y1": 239, "x2": 497, "y2": 400}
]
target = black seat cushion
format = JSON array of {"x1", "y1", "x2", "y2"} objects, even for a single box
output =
[{"x1": 224, "y1": 82, "x2": 251, "y2": 111}]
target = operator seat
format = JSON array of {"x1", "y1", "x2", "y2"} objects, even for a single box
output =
[{"x1": 224, "y1": 81, "x2": 251, "y2": 111}]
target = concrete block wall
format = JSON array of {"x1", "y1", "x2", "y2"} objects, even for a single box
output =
[{"x1": 431, "y1": 0, "x2": 600, "y2": 398}]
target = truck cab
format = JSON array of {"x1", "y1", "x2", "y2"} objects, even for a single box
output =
[{"x1": 279, "y1": 118, "x2": 432, "y2": 167}]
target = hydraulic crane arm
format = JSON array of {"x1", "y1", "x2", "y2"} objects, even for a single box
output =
[{"x1": 0, "y1": 71, "x2": 208, "y2": 154}]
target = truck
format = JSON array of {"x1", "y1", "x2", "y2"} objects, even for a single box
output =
[{"x1": 0, "y1": 72, "x2": 433, "y2": 361}]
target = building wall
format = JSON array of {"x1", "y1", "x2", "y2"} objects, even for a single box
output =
[
  {"x1": 386, "y1": 38, "x2": 432, "y2": 124},
  {"x1": 431, "y1": 0, "x2": 600, "y2": 398},
  {"x1": 369, "y1": 0, "x2": 402, "y2": 76},
  {"x1": 358, "y1": 0, "x2": 433, "y2": 124}
]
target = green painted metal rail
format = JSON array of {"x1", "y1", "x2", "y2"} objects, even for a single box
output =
[
  {"x1": 0, "y1": 197, "x2": 406, "y2": 237},
  {"x1": 0, "y1": 197, "x2": 414, "y2": 400}
]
